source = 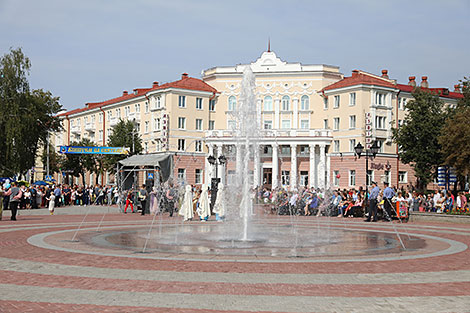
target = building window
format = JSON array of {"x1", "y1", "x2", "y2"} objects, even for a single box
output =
[
  {"x1": 228, "y1": 120, "x2": 236, "y2": 130},
  {"x1": 334, "y1": 95, "x2": 340, "y2": 108},
  {"x1": 144, "y1": 142, "x2": 148, "y2": 153},
  {"x1": 281, "y1": 119, "x2": 291, "y2": 129},
  {"x1": 209, "y1": 120, "x2": 215, "y2": 130},
  {"x1": 116, "y1": 108, "x2": 121, "y2": 117},
  {"x1": 324, "y1": 119, "x2": 328, "y2": 129},
  {"x1": 300, "y1": 171, "x2": 308, "y2": 187},
  {"x1": 91, "y1": 115, "x2": 95, "y2": 123},
  {"x1": 333, "y1": 170, "x2": 340, "y2": 186},
  {"x1": 375, "y1": 116, "x2": 386, "y2": 129},
  {"x1": 384, "y1": 170, "x2": 391, "y2": 184},
  {"x1": 300, "y1": 95, "x2": 309, "y2": 110},
  {"x1": 99, "y1": 113, "x2": 103, "y2": 123},
  {"x1": 98, "y1": 130, "x2": 103, "y2": 141},
  {"x1": 398, "y1": 119, "x2": 403, "y2": 127},
  {"x1": 145, "y1": 121, "x2": 149, "y2": 133},
  {"x1": 195, "y1": 119, "x2": 203, "y2": 130},
  {"x1": 178, "y1": 139, "x2": 185, "y2": 151},
  {"x1": 349, "y1": 92, "x2": 356, "y2": 106},
  {"x1": 281, "y1": 95, "x2": 290, "y2": 111},
  {"x1": 195, "y1": 140, "x2": 202, "y2": 152},
  {"x1": 196, "y1": 97, "x2": 203, "y2": 110},
  {"x1": 178, "y1": 117, "x2": 186, "y2": 129},
  {"x1": 145, "y1": 101, "x2": 149, "y2": 113},
  {"x1": 399, "y1": 98, "x2": 406, "y2": 110},
  {"x1": 376, "y1": 92, "x2": 386, "y2": 105},
  {"x1": 156, "y1": 96, "x2": 161, "y2": 109},
  {"x1": 178, "y1": 95, "x2": 186, "y2": 108},
  {"x1": 228, "y1": 96, "x2": 236, "y2": 111},
  {"x1": 155, "y1": 118, "x2": 161, "y2": 130},
  {"x1": 280, "y1": 146, "x2": 290, "y2": 155},
  {"x1": 300, "y1": 119, "x2": 309, "y2": 129},
  {"x1": 349, "y1": 139, "x2": 356, "y2": 152},
  {"x1": 349, "y1": 115, "x2": 356, "y2": 129},
  {"x1": 377, "y1": 139, "x2": 384, "y2": 153},
  {"x1": 333, "y1": 117, "x2": 340, "y2": 130},
  {"x1": 264, "y1": 96, "x2": 273, "y2": 111},
  {"x1": 399, "y1": 171, "x2": 408, "y2": 183},
  {"x1": 263, "y1": 120, "x2": 273, "y2": 129},
  {"x1": 209, "y1": 99, "x2": 216, "y2": 111},
  {"x1": 323, "y1": 97, "x2": 328, "y2": 109},
  {"x1": 334, "y1": 140, "x2": 340, "y2": 152},
  {"x1": 367, "y1": 170, "x2": 374, "y2": 186},
  {"x1": 177, "y1": 168, "x2": 186, "y2": 182},
  {"x1": 281, "y1": 170, "x2": 290, "y2": 186},
  {"x1": 195, "y1": 169, "x2": 202, "y2": 184},
  {"x1": 349, "y1": 170, "x2": 356, "y2": 186},
  {"x1": 135, "y1": 103, "x2": 140, "y2": 113}
]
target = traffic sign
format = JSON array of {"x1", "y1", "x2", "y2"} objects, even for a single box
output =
[
  {"x1": 45, "y1": 175, "x2": 53, "y2": 181},
  {"x1": 147, "y1": 173, "x2": 154, "y2": 179}
]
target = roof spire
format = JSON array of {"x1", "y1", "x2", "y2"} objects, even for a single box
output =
[{"x1": 267, "y1": 37, "x2": 271, "y2": 52}]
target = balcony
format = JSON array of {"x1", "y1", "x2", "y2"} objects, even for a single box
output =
[
  {"x1": 70, "y1": 125, "x2": 81, "y2": 134},
  {"x1": 128, "y1": 112, "x2": 140, "y2": 122},
  {"x1": 206, "y1": 129, "x2": 331, "y2": 139},
  {"x1": 84, "y1": 122, "x2": 95, "y2": 132},
  {"x1": 109, "y1": 117, "x2": 118, "y2": 126}
]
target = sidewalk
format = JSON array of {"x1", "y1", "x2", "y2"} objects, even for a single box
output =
[{"x1": 1, "y1": 205, "x2": 122, "y2": 217}]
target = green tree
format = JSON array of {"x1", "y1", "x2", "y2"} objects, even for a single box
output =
[
  {"x1": 392, "y1": 88, "x2": 447, "y2": 190},
  {"x1": 103, "y1": 119, "x2": 142, "y2": 173},
  {"x1": 61, "y1": 139, "x2": 98, "y2": 186},
  {"x1": 0, "y1": 47, "x2": 62, "y2": 176},
  {"x1": 41, "y1": 142, "x2": 65, "y2": 175}
]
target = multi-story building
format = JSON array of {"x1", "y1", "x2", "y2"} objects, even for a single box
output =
[
  {"x1": 54, "y1": 74, "x2": 217, "y2": 186},
  {"x1": 46, "y1": 50, "x2": 463, "y2": 190}
]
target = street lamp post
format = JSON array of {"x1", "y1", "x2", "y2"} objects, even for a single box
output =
[
  {"x1": 354, "y1": 141, "x2": 380, "y2": 205},
  {"x1": 207, "y1": 154, "x2": 227, "y2": 182}
]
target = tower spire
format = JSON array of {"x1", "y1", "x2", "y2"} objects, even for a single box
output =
[{"x1": 267, "y1": 37, "x2": 271, "y2": 52}]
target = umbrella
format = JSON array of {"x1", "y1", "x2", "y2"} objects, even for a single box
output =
[
  {"x1": 33, "y1": 181, "x2": 49, "y2": 186},
  {"x1": 17, "y1": 180, "x2": 30, "y2": 187}
]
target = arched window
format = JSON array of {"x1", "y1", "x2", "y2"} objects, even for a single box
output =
[
  {"x1": 228, "y1": 96, "x2": 237, "y2": 111},
  {"x1": 300, "y1": 95, "x2": 309, "y2": 111},
  {"x1": 264, "y1": 96, "x2": 273, "y2": 111},
  {"x1": 281, "y1": 95, "x2": 290, "y2": 111}
]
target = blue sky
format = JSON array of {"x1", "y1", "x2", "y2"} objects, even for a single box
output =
[{"x1": 1, "y1": 0, "x2": 469, "y2": 110}]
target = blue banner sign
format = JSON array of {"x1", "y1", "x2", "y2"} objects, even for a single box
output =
[{"x1": 59, "y1": 146, "x2": 130, "y2": 155}]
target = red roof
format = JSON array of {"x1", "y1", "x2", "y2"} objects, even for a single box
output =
[
  {"x1": 322, "y1": 71, "x2": 396, "y2": 92},
  {"x1": 58, "y1": 75, "x2": 218, "y2": 117},
  {"x1": 397, "y1": 84, "x2": 463, "y2": 99},
  {"x1": 149, "y1": 75, "x2": 217, "y2": 93}
]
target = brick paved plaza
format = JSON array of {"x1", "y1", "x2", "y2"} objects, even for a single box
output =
[{"x1": 1, "y1": 206, "x2": 470, "y2": 312}]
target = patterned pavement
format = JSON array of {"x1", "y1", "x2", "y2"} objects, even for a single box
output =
[{"x1": 0, "y1": 206, "x2": 470, "y2": 312}]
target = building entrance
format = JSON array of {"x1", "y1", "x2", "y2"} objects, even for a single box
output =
[{"x1": 263, "y1": 168, "x2": 272, "y2": 188}]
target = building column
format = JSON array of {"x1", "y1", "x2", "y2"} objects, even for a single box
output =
[
  {"x1": 290, "y1": 144, "x2": 297, "y2": 190},
  {"x1": 309, "y1": 144, "x2": 316, "y2": 188},
  {"x1": 318, "y1": 144, "x2": 326, "y2": 190},
  {"x1": 326, "y1": 152, "x2": 331, "y2": 189},
  {"x1": 272, "y1": 143, "x2": 279, "y2": 189},
  {"x1": 217, "y1": 144, "x2": 224, "y2": 184},
  {"x1": 274, "y1": 98, "x2": 280, "y2": 129},
  {"x1": 293, "y1": 98, "x2": 299, "y2": 129},
  {"x1": 253, "y1": 144, "x2": 260, "y2": 188},
  {"x1": 236, "y1": 143, "x2": 242, "y2": 176}
]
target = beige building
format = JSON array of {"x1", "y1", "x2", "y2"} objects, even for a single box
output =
[
  {"x1": 46, "y1": 50, "x2": 463, "y2": 190},
  {"x1": 54, "y1": 74, "x2": 217, "y2": 186}
]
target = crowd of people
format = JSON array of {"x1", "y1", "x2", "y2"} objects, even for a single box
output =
[{"x1": 1, "y1": 178, "x2": 469, "y2": 222}]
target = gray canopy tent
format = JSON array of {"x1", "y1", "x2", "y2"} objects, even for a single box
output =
[{"x1": 116, "y1": 153, "x2": 173, "y2": 191}]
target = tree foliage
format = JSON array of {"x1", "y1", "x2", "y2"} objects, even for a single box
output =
[
  {"x1": 103, "y1": 119, "x2": 142, "y2": 172},
  {"x1": 41, "y1": 142, "x2": 65, "y2": 175},
  {"x1": 439, "y1": 78, "x2": 470, "y2": 176},
  {"x1": 392, "y1": 88, "x2": 447, "y2": 190},
  {"x1": 61, "y1": 138, "x2": 98, "y2": 186},
  {"x1": 0, "y1": 47, "x2": 62, "y2": 176}
]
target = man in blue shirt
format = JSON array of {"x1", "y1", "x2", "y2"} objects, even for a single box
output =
[
  {"x1": 365, "y1": 181, "x2": 380, "y2": 222},
  {"x1": 383, "y1": 182, "x2": 395, "y2": 221}
]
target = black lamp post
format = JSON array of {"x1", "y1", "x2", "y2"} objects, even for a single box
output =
[
  {"x1": 354, "y1": 140, "x2": 380, "y2": 205},
  {"x1": 207, "y1": 154, "x2": 227, "y2": 182}
]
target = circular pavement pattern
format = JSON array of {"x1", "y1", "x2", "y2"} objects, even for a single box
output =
[{"x1": 1, "y1": 210, "x2": 470, "y2": 312}]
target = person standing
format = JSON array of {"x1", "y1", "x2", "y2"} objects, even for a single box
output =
[
  {"x1": 365, "y1": 181, "x2": 380, "y2": 222},
  {"x1": 124, "y1": 190, "x2": 134, "y2": 213},
  {"x1": 212, "y1": 183, "x2": 226, "y2": 221},
  {"x1": 165, "y1": 182, "x2": 177, "y2": 217},
  {"x1": 383, "y1": 182, "x2": 395, "y2": 221},
  {"x1": 139, "y1": 184, "x2": 148, "y2": 216},
  {"x1": 179, "y1": 185, "x2": 194, "y2": 221},
  {"x1": 8, "y1": 182, "x2": 22, "y2": 221},
  {"x1": 196, "y1": 184, "x2": 211, "y2": 221},
  {"x1": 47, "y1": 192, "x2": 56, "y2": 215}
]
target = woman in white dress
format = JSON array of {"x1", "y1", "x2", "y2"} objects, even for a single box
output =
[
  {"x1": 179, "y1": 185, "x2": 194, "y2": 221},
  {"x1": 212, "y1": 182, "x2": 225, "y2": 221},
  {"x1": 196, "y1": 184, "x2": 210, "y2": 221}
]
